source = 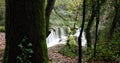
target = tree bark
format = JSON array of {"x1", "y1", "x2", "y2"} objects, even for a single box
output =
[
  {"x1": 93, "y1": 0, "x2": 100, "y2": 58},
  {"x1": 46, "y1": 0, "x2": 56, "y2": 37},
  {"x1": 3, "y1": 0, "x2": 48, "y2": 63},
  {"x1": 85, "y1": 0, "x2": 107, "y2": 48},
  {"x1": 78, "y1": 0, "x2": 86, "y2": 62},
  {"x1": 85, "y1": 0, "x2": 96, "y2": 48}
]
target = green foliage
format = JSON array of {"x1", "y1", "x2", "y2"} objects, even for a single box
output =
[
  {"x1": 17, "y1": 36, "x2": 33, "y2": 63},
  {"x1": 85, "y1": 43, "x2": 119, "y2": 61},
  {"x1": 50, "y1": 0, "x2": 82, "y2": 28},
  {"x1": 85, "y1": 31, "x2": 120, "y2": 61},
  {"x1": 0, "y1": 26, "x2": 5, "y2": 32},
  {"x1": 67, "y1": 35, "x2": 77, "y2": 45},
  {"x1": 59, "y1": 45, "x2": 78, "y2": 58},
  {"x1": 59, "y1": 35, "x2": 78, "y2": 58}
]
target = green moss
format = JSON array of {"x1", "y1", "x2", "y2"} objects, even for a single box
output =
[{"x1": 0, "y1": 26, "x2": 5, "y2": 32}]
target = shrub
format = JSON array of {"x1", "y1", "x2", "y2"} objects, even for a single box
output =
[
  {"x1": 84, "y1": 31, "x2": 120, "y2": 61},
  {"x1": 59, "y1": 44, "x2": 78, "y2": 58}
]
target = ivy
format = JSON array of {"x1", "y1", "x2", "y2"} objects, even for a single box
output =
[{"x1": 17, "y1": 36, "x2": 33, "y2": 63}]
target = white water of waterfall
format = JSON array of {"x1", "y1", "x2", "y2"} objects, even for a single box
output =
[
  {"x1": 60, "y1": 28, "x2": 65, "y2": 37},
  {"x1": 60, "y1": 28, "x2": 67, "y2": 41},
  {"x1": 55, "y1": 28, "x2": 59, "y2": 39},
  {"x1": 74, "y1": 28, "x2": 87, "y2": 46},
  {"x1": 46, "y1": 28, "x2": 87, "y2": 48}
]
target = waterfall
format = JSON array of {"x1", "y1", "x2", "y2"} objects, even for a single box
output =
[
  {"x1": 60, "y1": 28, "x2": 65, "y2": 37},
  {"x1": 74, "y1": 28, "x2": 87, "y2": 46},
  {"x1": 46, "y1": 27, "x2": 87, "y2": 48},
  {"x1": 46, "y1": 29, "x2": 59, "y2": 47}
]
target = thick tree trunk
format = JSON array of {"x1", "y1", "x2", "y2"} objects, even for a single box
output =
[
  {"x1": 46, "y1": 0, "x2": 56, "y2": 37},
  {"x1": 3, "y1": 0, "x2": 48, "y2": 63}
]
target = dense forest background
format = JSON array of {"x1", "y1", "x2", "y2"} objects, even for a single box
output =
[
  {"x1": 0, "y1": 0, "x2": 120, "y2": 63},
  {"x1": 49, "y1": 0, "x2": 120, "y2": 62}
]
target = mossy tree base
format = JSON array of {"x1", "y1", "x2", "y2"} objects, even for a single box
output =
[{"x1": 3, "y1": 0, "x2": 48, "y2": 63}]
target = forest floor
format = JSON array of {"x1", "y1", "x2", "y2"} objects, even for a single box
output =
[
  {"x1": 0, "y1": 32, "x2": 5, "y2": 63},
  {"x1": 48, "y1": 44, "x2": 78, "y2": 63},
  {"x1": 0, "y1": 32, "x2": 79, "y2": 63}
]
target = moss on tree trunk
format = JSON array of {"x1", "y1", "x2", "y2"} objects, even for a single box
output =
[{"x1": 3, "y1": 0, "x2": 48, "y2": 63}]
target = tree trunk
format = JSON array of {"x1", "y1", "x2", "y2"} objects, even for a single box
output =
[
  {"x1": 3, "y1": 0, "x2": 48, "y2": 63},
  {"x1": 78, "y1": 0, "x2": 86, "y2": 62},
  {"x1": 85, "y1": 0, "x2": 96, "y2": 48},
  {"x1": 46, "y1": 0, "x2": 56, "y2": 37},
  {"x1": 93, "y1": 0, "x2": 100, "y2": 58},
  {"x1": 85, "y1": 0, "x2": 107, "y2": 48},
  {"x1": 107, "y1": 0, "x2": 120, "y2": 41}
]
